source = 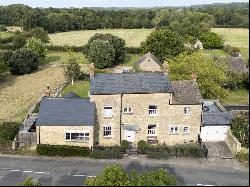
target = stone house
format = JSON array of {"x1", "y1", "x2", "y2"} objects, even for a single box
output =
[
  {"x1": 134, "y1": 52, "x2": 163, "y2": 72},
  {"x1": 89, "y1": 71, "x2": 203, "y2": 146}
]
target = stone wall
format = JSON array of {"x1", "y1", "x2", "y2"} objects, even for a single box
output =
[
  {"x1": 36, "y1": 125, "x2": 94, "y2": 148},
  {"x1": 90, "y1": 93, "x2": 202, "y2": 146},
  {"x1": 226, "y1": 128, "x2": 242, "y2": 155},
  {"x1": 138, "y1": 58, "x2": 162, "y2": 72}
]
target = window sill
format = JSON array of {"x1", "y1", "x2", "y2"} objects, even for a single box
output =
[
  {"x1": 184, "y1": 114, "x2": 191, "y2": 116},
  {"x1": 123, "y1": 112, "x2": 133, "y2": 115},
  {"x1": 183, "y1": 133, "x2": 190, "y2": 135},
  {"x1": 170, "y1": 133, "x2": 179, "y2": 135},
  {"x1": 65, "y1": 140, "x2": 89, "y2": 142},
  {"x1": 104, "y1": 116, "x2": 113, "y2": 119},
  {"x1": 149, "y1": 114, "x2": 157, "y2": 117},
  {"x1": 103, "y1": 136, "x2": 112, "y2": 138}
]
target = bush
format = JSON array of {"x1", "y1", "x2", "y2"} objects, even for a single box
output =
[
  {"x1": 26, "y1": 37, "x2": 47, "y2": 62},
  {"x1": 64, "y1": 57, "x2": 81, "y2": 84},
  {"x1": 141, "y1": 28, "x2": 185, "y2": 62},
  {"x1": 0, "y1": 25, "x2": 7, "y2": 31},
  {"x1": 0, "y1": 122, "x2": 20, "y2": 141},
  {"x1": 83, "y1": 39, "x2": 115, "y2": 69},
  {"x1": 137, "y1": 140, "x2": 148, "y2": 154},
  {"x1": 236, "y1": 150, "x2": 249, "y2": 167},
  {"x1": 8, "y1": 48, "x2": 39, "y2": 75},
  {"x1": 0, "y1": 140, "x2": 13, "y2": 153},
  {"x1": 199, "y1": 32, "x2": 223, "y2": 49},
  {"x1": 84, "y1": 165, "x2": 178, "y2": 186},
  {"x1": 90, "y1": 146, "x2": 124, "y2": 159},
  {"x1": 121, "y1": 140, "x2": 130, "y2": 149},
  {"x1": 36, "y1": 144, "x2": 90, "y2": 157},
  {"x1": 225, "y1": 72, "x2": 249, "y2": 90},
  {"x1": 17, "y1": 176, "x2": 40, "y2": 186},
  {"x1": 231, "y1": 116, "x2": 249, "y2": 148}
]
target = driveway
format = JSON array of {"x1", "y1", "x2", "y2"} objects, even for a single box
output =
[
  {"x1": 204, "y1": 142, "x2": 234, "y2": 158},
  {"x1": 0, "y1": 155, "x2": 248, "y2": 186}
]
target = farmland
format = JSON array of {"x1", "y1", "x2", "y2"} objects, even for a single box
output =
[{"x1": 48, "y1": 28, "x2": 153, "y2": 47}]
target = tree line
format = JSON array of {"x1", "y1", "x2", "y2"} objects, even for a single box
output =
[{"x1": 0, "y1": 2, "x2": 248, "y2": 33}]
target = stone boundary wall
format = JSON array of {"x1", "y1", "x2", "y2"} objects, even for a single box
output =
[{"x1": 226, "y1": 128, "x2": 242, "y2": 155}]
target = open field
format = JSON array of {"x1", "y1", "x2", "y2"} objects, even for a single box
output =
[
  {"x1": 61, "y1": 81, "x2": 90, "y2": 98},
  {"x1": 221, "y1": 89, "x2": 249, "y2": 105},
  {"x1": 45, "y1": 51, "x2": 88, "y2": 64},
  {"x1": 49, "y1": 28, "x2": 154, "y2": 47},
  {"x1": 0, "y1": 66, "x2": 66, "y2": 123}
]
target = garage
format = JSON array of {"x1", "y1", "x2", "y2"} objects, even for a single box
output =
[
  {"x1": 201, "y1": 100, "x2": 233, "y2": 142},
  {"x1": 201, "y1": 125, "x2": 229, "y2": 141}
]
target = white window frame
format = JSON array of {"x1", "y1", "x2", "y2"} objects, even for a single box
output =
[
  {"x1": 170, "y1": 126, "x2": 179, "y2": 134},
  {"x1": 124, "y1": 107, "x2": 132, "y2": 114},
  {"x1": 149, "y1": 105, "x2": 157, "y2": 116},
  {"x1": 184, "y1": 106, "x2": 191, "y2": 115},
  {"x1": 65, "y1": 130, "x2": 89, "y2": 142},
  {"x1": 148, "y1": 124, "x2": 156, "y2": 136},
  {"x1": 183, "y1": 126, "x2": 189, "y2": 134},
  {"x1": 103, "y1": 126, "x2": 112, "y2": 137},
  {"x1": 104, "y1": 106, "x2": 113, "y2": 117}
]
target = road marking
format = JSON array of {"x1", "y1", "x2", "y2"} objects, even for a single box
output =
[
  {"x1": 72, "y1": 174, "x2": 86, "y2": 177},
  {"x1": 10, "y1": 170, "x2": 21, "y2": 172},
  {"x1": 87, "y1": 176, "x2": 96, "y2": 178},
  {"x1": 35, "y1": 172, "x2": 46, "y2": 174},
  {"x1": 196, "y1": 184, "x2": 214, "y2": 186},
  {"x1": 23, "y1": 171, "x2": 33, "y2": 173}
]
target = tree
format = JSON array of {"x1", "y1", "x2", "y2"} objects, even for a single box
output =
[
  {"x1": 83, "y1": 39, "x2": 115, "y2": 69},
  {"x1": 0, "y1": 50, "x2": 12, "y2": 78},
  {"x1": 64, "y1": 57, "x2": 81, "y2": 85},
  {"x1": 85, "y1": 33, "x2": 126, "y2": 64},
  {"x1": 8, "y1": 48, "x2": 39, "y2": 75},
  {"x1": 26, "y1": 27, "x2": 50, "y2": 43},
  {"x1": 199, "y1": 32, "x2": 224, "y2": 49},
  {"x1": 168, "y1": 52, "x2": 228, "y2": 100},
  {"x1": 141, "y1": 29, "x2": 185, "y2": 62},
  {"x1": 26, "y1": 37, "x2": 47, "y2": 62},
  {"x1": 231, "y1": 115, "x2": 249, "y2": 148},
  {"x1": 84, "y1": 165, "x2": 178, "y2": 186},
  {"x1": 17, "y1": 176, "x2": 40, "y2": 186}
]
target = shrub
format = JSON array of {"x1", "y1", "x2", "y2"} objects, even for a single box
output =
[
  {"x1": 121, "y1": 140, "x2": 130, "y2": 149},
  {"x1": 64, "y1": 57, "x2": 81, "y2": 85},
  {"x1": 0, "y1": 122, "x2": 20, "y2": 141},
  {"x1": 231, "y1": 116, "x2": 249, "y2": 148},
  {"x1": 199, "y1": 32, "x2": 223, "y2": 49},
  {"x1": 236, "y1": 150, "x2": 249, "y2": 167},
  {"x1": 90, "y1": 146, "x2": 124, "y2": 159},
  {"x1": 36, "y1": 144, "x2": 90, "y2": 157},
  {"x1": 84, "y1": 165, "x2": 178, "y2": 186},
  {"x1": 26, "y1": 37, "x2": 47, "y2": 62},
  {"x1": 83, "y1": 39, "x2": 115, "y2": 69},
  {"x1": 141, "y1": 28, "x2": 185, "y2": 62},
  {"x1": 0, "y1": 140, "x2": 13, "y2": 153},
  {"x1": 0, "y1": 25, "x2": 7, "y2": 31},
  {"x1": 137, "y1": 140, "x2": 148, "y2": 154},
  {"x1": 17, "y1": 176, "x2": 40, "y2": 186},
  {"x1": 225, "y1": 72, "x2": 249, "y2": 90},
  {"x1": 8, "y1": 48, "x2": 39, "y2": 75}
]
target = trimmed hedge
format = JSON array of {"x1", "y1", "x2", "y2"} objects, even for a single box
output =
[
  {"x1": 36, "y1": 144, "x2": 90, "y2": 157},
  {"x1": 90, "y1": 146, "x2": 125, "y2": 159},
  {"x1": 140, "y1": 143, "x2": 208, "y2": 159},
  {"x1": 0, "y1": 122, "x2": 20, "y2": 141}
]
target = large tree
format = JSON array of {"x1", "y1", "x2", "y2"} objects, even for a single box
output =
[
  {"x1": 141, "y1": 29, "x2": 185, "y2": 62},
  {"x1": 64, "y1": 57, "x2": 81, "y2": 85},
  {"x1": 83, "y1": 39, "x2": 116, "y2": 69},
  {"x1": 26, "y1": 37, "x2": 47, "y2": 62}
]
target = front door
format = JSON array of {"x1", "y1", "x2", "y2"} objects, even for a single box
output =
[{"x1": 124, "y1": 130, "x2": 135, "y2": 142}]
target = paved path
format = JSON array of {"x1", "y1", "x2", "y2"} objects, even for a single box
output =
[
  {"x1": 205, "y1": 142, "x2": 234, "y2": 159},
  {"x1": 0, "y1": 155, "x2": 248, "y2": 186}
]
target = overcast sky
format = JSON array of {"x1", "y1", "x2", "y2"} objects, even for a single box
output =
[{"x1": 0, "y1": 0, "x2": 248, "y2": 8}]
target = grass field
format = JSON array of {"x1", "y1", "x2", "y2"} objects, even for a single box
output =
[
  {"x1": 49, "y1": 28, "x2": 153, "y2": 47},
  {"x1": 221, "y1": 89, "x2": 249, "y2": 105},
  {"x1": 0, "y1": 66, "x2": 66, "y2": 123},
  {"x1": 61, "y1": 81, "x2": 90, "y2": 98},
  {"x1": 45, "y1": 51, "x2": 88, "y2": 64}
]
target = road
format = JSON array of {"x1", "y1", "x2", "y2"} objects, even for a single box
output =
[{"x1": 0, "y1": 155, "x2": 248, "y2": 186}]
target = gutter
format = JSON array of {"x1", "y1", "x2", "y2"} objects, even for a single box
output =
[{"x1": 119, "y1": 92, "x2": 123, "y2": 144}]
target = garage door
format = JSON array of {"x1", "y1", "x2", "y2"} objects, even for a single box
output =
[{"x1": 200, "y1": 126, "x2": 228, "y2": 141}]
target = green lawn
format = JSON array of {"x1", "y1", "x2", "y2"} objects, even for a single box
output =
[
  {"x1": 61, "y1": 81, "x2": 90, "y2": 98},
  {"x1": 45, "y1": 51, "x2": 88, "y2": 64},
  {"x1": 221, "y1": 89, "x2": 249, "y2": 105},
  {"x1": 49, "y1": 28, "x2": 153, "y2": 47},
  {"x1": 199, "y1": 49, "x2": 230, "y2": 58},
  {"x1": 0, "y1": 32, "x2": 15, "y2": 38}
]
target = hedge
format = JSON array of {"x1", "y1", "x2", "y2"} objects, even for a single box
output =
[
  {"x1": 36, "y1": 144, "x2": 90, "y2": 157},
  {"x1": 0, "y1": 122, "x2": 20, "y2": 141},
  {"x1": 90, "y1": 146, "x2": 125, "y2": 159},
  {"x1": 139, "y1": 143, "x2": 208, "y2": 159},
  {"x1": 0, "y1": 140, "x2": 13, "y2": 153}
]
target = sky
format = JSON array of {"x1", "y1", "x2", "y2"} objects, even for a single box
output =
[{"x1": 0, "y1": 0, "x2": 248, "y2": 8}]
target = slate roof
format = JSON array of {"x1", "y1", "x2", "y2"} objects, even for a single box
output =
[
  {"x1": 202, "y1": 112, "x2": 233, "y2": 125},
  {"x1": 135, "y1": 52, "x2": 162, "y2": 67},
  {"x1": 63, "y1": 92, "x2": 81, "y2": 99},
  {"x1": 227, "y1": 57, "x2": 249, "y2": 73},
  {"x1": 90, "y1": 73, "x2": 173, "y2": 95},
  {"x1": 36, "y1": 98, "x2": 95, "y2": 126},
  {"x1": 171, "y1": 80, "x2": 203, "y2": 104}
]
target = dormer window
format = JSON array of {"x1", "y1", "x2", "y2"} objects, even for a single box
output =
[
  {"x1": 184, "y1": 106, "x2": 191, "y2": 115},
  {"x1": 149, "y1": 105, "x2": 157, "y2": 116}
]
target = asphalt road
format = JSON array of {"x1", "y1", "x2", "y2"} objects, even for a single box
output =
[{"x1": 0, "y1": 156, "x2": 248, "y2": 186}]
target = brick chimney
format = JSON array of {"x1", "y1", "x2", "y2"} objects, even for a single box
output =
[
  {"x1": 89, "y1": 63, "x2": 95, "y2": 78},
  {"x1": 191, "y1": 72, "x2": 197, "y2": 81},
  {"x1": 44, "y1": 84, "x2": 51, "y2": 97}
]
